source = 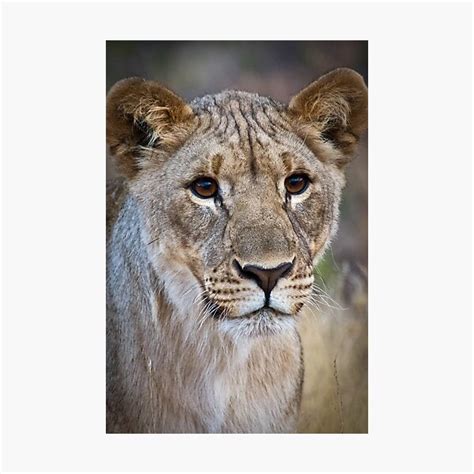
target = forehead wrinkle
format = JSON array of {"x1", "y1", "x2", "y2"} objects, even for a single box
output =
[
  {"x1": 185, "y1": 92, "x2": 319, "y2": 181},
  {"x1": 232, "y1": 99, "x2": 282, "y2": 177}
]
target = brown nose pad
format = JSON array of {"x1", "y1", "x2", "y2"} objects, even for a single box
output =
[{"x1": 235, "y1": 260, "x2": 294, "y2": 301}]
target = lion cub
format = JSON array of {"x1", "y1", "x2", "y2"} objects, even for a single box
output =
[{"x1": 106, "y1": 68, "x2": 367, "y2": 433}]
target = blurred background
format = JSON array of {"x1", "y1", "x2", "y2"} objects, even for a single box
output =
[{"x1": 107, "y1": 41, "x2": 368, "y2": 433}]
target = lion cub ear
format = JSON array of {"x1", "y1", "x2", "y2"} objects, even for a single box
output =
[
  {"x1": 106, "y1": 77, "x2": 194, "y2": 177},
  {"x1": 289, "y1": 68, "x2": 368, "y2": 167}
]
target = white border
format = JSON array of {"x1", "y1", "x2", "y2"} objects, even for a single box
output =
[{"x1": 2, "y1": 1, "x2": 472, "y2": 472}]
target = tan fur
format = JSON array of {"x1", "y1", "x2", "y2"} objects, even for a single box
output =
[
  {"x1": 289, "y1": 68, "x2": 368, "y2": 166},
  {"x1": 106, "y1": 68, "x2": 367, "y2": 432}
]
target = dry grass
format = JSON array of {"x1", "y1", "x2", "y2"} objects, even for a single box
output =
[{"x1": 297, "y1": 262, "x2": 368, "y2": 433}]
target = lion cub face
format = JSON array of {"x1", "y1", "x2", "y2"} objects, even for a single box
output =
[{"x1": 107, "y1": 69, "x2": 367, "y2": 335}]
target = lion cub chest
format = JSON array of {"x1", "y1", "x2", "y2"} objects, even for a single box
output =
[{"x1": 203, "y1": 337, "x2": 302, "y2": 433}]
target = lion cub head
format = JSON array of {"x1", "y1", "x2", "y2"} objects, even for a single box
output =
[{"x1": 107, "y1": 68, "x2": 367, "y2": 336}]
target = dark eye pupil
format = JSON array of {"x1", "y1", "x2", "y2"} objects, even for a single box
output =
[
  {"x1": 285, "y1": 174, "x2": 309, "y2": 194},
  {"x1": 191, "y1": 177, "x2": 218, "y2": 198}
]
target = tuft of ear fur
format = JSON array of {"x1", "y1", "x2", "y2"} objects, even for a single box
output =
[
  {"x1": 106, "y1": 77, "x2": 195, "y2": 177},
  {"x1": 289, "y1": 68, "x2": 368, "y2": 167}
]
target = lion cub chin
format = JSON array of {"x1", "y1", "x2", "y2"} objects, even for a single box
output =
[
  {"x1": 106, "y1": 68, "x2": 367, "y2": 433},
  {"x1": 219, "y1": 308, "x2": 296, "y2": 339}
]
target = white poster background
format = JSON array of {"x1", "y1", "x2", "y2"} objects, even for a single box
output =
[{"x1": 2, "y1": 1, "x2": 472, "y2": 472}]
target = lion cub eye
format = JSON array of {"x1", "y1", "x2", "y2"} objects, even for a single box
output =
[
  {"x1": 284, "y1": 174, "x2": 310, "y2": 195},
  {"x1": 190, "y1": 177, "x2": 218, "y2": 199}
]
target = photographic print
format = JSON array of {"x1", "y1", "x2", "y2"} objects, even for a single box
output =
[
  {"x1": 3, "y1": 1, "x2": 472, "y2": 470},
  {"x1": 106, "y1": 41, "x2": 368, "y2": 433}
]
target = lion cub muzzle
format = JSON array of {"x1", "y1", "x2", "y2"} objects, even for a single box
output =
[{"x1": 233, "y1": 258, "x2": 294, "y2": 303}]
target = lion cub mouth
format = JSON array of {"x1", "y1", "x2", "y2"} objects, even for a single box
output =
[
  {"x1": 204, "y1": 295, "x2": 292, "y2": 321},
  {"x1": 241, "y1": 307, "x2": 289, "y2": 319}
]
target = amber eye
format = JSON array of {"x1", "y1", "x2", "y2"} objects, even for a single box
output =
[
  {"x1": 284, "y1": 174, "x2": 310, "y2": 195},
  {"x1": 190, "y1": 177, "x2": 219, "y2": 199}
]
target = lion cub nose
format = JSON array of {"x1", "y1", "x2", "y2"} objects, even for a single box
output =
[{"x1": 235, "y1": 260, "x2": 294, "y2": 299}]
